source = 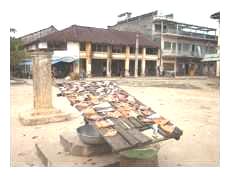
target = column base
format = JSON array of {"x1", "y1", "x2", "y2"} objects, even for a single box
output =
[
  {"x1": 125, "y1": 71, "x2": 130, "y2": 77},
  {"x1": 19, "y1": 108, "x2": 71, "y2": 126}
]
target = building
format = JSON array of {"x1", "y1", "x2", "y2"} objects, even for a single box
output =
[
  {"x1": 109, "y1": 11, "x2": 218, "y2": 76},
  {"x1": 19, "y1": 25, "x2": 58, "y2": 45},
  {"x1": 202, "y1": 12, "x2": 220, "y2": 77},
  {"x1": 23, "y1": 25, "x2": 159, "y2": 78}
]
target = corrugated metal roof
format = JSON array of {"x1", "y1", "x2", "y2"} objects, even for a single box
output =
[{"x1": 34, "y1": 25, "x2": 159, "y2": 48}]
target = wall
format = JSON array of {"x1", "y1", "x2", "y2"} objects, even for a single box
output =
[
  {"x1": 110, "y1": 15, "x2": 153, "y2": 39},
  {"x1": 162, "y1": 36, "x2": 217, "y2": 58},
  {"x1": 20, "y1": 26, "x2": 57, "y2": 45},
  {"x1": 53, "y1": 42, "x2": 80, "y2": 59}
]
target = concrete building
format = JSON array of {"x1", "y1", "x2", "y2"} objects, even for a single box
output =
[
  {"x1": 109, "y1": 11, "x2": 218, "y2": 76},
  {"x1": 202, "y1": 12, "x2": 220, "y2": 77},
  {"x1": 19, "y1": 25, "x2": 58, "y2": 45},
  {"x1": 23, "y1": 25, "x2": 159, "y2": 78}
]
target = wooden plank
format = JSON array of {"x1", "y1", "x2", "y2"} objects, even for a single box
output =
[
  {"x1": 128, "y1": 117, "x2": 143, "y2": 128},
  {"x1": 113, "y1": 119, "x2": 151, "y2": 145},
  {"x1": 120, "y1": 118, "x2": 135, "y2": 129},
  {"x1": 90, "y1": 122, "x2": 131, "y2": 152},
  {"x1": 132, "y1": 116, "x2": 146, "y2": 127},
  {"x1": 127, "y1": 129, "x2": 152, "y2": 144},
  {"x1": 112, "y1": 120, "x2": 139, "y2": 146}
]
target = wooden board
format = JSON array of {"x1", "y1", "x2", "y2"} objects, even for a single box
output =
[
  {"x1": 88, "y1": 118, "x2": 153, "y2": 152},
  {"x1": 90, "y1": 122, "x2": 131, "y2": 152},
  {"x1": 128, "y1": 117, "x2": 143, "y2": 128},
  {"x1": 127, "y1": 129, "x2": 152, "y2": 144},
  {"x1": 112, "y1": 119, "x2": 139, "y2": 146}
]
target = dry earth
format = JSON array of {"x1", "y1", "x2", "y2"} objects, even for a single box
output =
[{"x1": 11, "y1": 77, "x2": 219, "y2": 166}]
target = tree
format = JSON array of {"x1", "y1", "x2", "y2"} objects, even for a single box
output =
[
  {"x1": 10, "y1": 28, "x2": 17, "y2": 34},
  {"x1": 10, "y1": 29, "x2": 29, "y2": 76}
]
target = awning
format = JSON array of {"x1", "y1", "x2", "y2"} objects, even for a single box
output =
[{"x1": 18, "y1": 56, "x2": 78, "y2": 65}]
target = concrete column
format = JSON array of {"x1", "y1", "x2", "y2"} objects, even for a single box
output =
[
  {"x1": 156, "y1": 49, "x2": 161, "y2": 76},
  {"x1": 107, "y1": 45, "x2": 112, "y2": 77},
  {"x1": 141, "y1": 48, "x2": 146, "y2": 76},
  {"x1": 134, "y1": 34, "x2": 139, "y2": 78},
  {"x1": 31, "y1": 51, "x2": 53, "y2": 113},
  {"x1": 216, "y1": 60, "x2": 220, "y2": 77},
  {"x1": 125, "y1": 46, "x2": 130, "y2": 77},
  {"x1": 19, "y1": 50, "x2": 71, "y2": 126},
  {"x1": 73, "y1": 61, "x2": 80, "y2": 74},
  {"x1": 85, "y1": 42, "x2": 92, "y2": 77}
]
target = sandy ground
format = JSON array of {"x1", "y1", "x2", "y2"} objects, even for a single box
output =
[{"x1": 11, "y1": 77, "x2": 219, "y2": 167}]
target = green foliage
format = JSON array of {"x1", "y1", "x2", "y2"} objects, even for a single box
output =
[{"x1": 10, "y1": 37, "x2": 29, "y2": 66}]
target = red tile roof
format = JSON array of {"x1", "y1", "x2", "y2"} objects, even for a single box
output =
[{"x1": 35, "y1": 25, "x2": 159, "y2": 48}]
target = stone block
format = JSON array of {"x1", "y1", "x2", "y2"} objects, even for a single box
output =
[
  {"x1": 19, "y1": 109, "x2": 71, "y2": 126},
  {"x1": 60, "y1": 131, "x2": 112, "y2": 156},
  {"x1": 35, "y1": 140, "x2": 119, "y2": 167}
]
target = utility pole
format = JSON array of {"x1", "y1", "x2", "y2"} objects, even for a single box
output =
[
  {"x1": 134, "y1": 33, "x2": 139, "y2": 78},
  {"x1": 160, "y1": 20, "x2": 163, "y2": 69}
]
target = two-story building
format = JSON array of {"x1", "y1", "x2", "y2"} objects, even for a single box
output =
[
  {"x1": 109, "y1": 11, "x2": 218, "y2": 76},
  {"x1": 23, "y1": 25, "x2": 159, "y2": 78}
]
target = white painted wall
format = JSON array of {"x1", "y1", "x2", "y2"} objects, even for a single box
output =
[
  {"x1": 53, "y1": 42, "x2": 80, "y2": 59},
  {"x1": 38, "y1": 42, "x2": 48, "y2": 49}
]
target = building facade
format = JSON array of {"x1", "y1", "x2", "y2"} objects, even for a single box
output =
[
  {"x1": 109, "y1": 11, "x2": 218, "y2": 76},
  {"x1": 23, "y1": 25, "x2": 159, "y2": 78}
]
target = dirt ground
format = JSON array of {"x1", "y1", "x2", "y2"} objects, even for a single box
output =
[{"x1": 11, "y1": 77, "x2": 219, "y2": 167}]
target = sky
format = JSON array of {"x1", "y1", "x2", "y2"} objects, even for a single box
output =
[{"x1": 9, "y1": 0, "x2": 220, "y2": 37}]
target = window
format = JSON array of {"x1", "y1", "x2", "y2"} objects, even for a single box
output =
[
  {"x1": 92, "y1": 44, "x2": 107, "y2": 52},
  {"x1": 130, "y1": 47, "x2": 135, "y2": 54},
  {"x1": 139, "y1": 47, "x2": 142, "y2": 54},
  {"x1": 129, "y1": 47, "x2": 143, "y2": 54},
  {"x1": 192, "y1": 44, "x2": 195, "y2": 52},
  {"x1": 172, "y1": 43, "x2": 176, "y2": 51},
  {"x1": 207, "y1": 46, "x2": 217, "y2": 54},
  {"x1": 164, "y1": 42, "x2": 171, "y2": 50},
  {"x1": 80, "y1": 42, "x2": 85, "y2": 51},
  {"x1": 155, "y1": 24, "x2": 161, "y2": 32},
  {"x1": 183, "y1": 43, "x2": 190, "y2": 51},
  {"x1": 112, "y1": 46, "x2": 125, "y2": 53},
  {"x1": 178, "y1": 43, "x2": 182, "y2": 51},
  {"x1": 146, "y1": 48, "x2": 158, "y2": 55}
]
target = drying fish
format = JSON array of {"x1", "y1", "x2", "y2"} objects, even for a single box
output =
[
  {"x1": 103, "y1": 129, "x2": 117, "y2": 137},
  {"x1": 95, "y1": 119, "x2": 114, "y2": 128}
]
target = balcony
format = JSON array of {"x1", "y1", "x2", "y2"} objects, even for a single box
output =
[
  {"x1": 163, "y1": 50, "x2": 205, "y2": 58},
  {"x1": 80, "y1": 51, "x2": 158, "y2": 60}
]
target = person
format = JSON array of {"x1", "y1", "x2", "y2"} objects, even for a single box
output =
[
  {"x1": 157, "y1": 65, "x2": 160, "y2": 76},
  {"x1": 103, "y1": 66, "x2": 106, "y2": 76}
]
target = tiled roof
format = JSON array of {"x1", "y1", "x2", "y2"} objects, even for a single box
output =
[{"x1": 34, "y1": 25, "x2": 159, "y2": 48}]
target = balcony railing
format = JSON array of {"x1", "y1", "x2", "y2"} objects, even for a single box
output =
[
  {"x1": 163, "y1": 50, "x2": 205, "y2": 58},
  {"x1": 155, "y1": 29, "x2": 217, "y2": 41},
  {"x1": 80, "y1": 51, "x2": 157, "y2": 60}
]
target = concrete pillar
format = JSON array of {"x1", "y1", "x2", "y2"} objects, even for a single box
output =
[
  {"x1": 141, "y1": 48, "x2": 146, "y2": 76},
  {"x1": 216, "y1": 60, "x2": 220, "y2": 77},
  {"x1": 19, "y1": 50, "x2": 71, "y2": 126},
  {"x1": 156, "y1": 49, "x2": 161, "y2": 76},
  {"x1": 125, "y1": 46, "x2": 130, "y2": 77},
  {"x1": 107, "y1": 45, "x2": 112, "y2": 77},
  {"x1": 86, "y1": 42, "x2": 92, "y2": 77},
  {"x1": 73, "y1": 61, "x2": 80, "y2": 75},
  {"x1": 31, "y1": 51, "x2": 53, "y2": 113},
  {"x1": 134, "y1": 34, "x2": 139, "y2": 78}
]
